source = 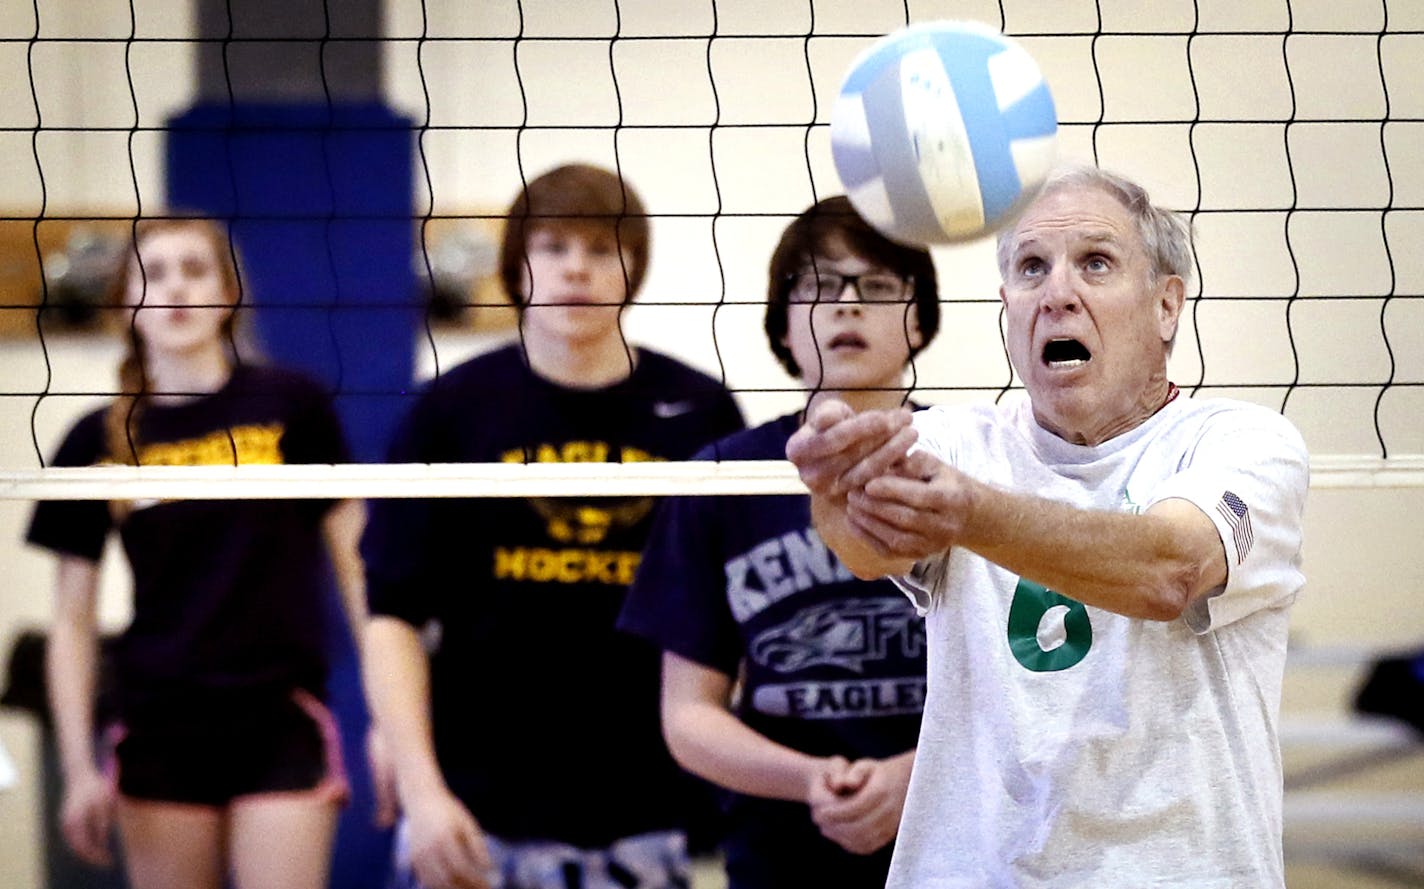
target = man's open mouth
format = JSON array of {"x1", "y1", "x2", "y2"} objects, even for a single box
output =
[{"x1": 1042, "y1": 337, "x2": 1091, "y2": 368}]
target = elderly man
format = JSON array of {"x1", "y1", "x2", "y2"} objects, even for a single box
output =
[{"x1": 786, "y1": 165, "x2": 1309, "y2": 887}]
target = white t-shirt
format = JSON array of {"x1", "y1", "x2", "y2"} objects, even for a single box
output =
[{"x1": 888, "y1": 392, "x2": 1309, "y2": 889}]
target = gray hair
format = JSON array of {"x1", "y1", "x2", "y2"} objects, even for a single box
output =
[{"x1": 995, "y1": 165, "x2": 1194, "y2": 289}]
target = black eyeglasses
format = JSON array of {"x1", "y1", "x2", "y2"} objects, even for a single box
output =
[{"x1": 787, "y1": 271, "x2": 913, "y2": 304}]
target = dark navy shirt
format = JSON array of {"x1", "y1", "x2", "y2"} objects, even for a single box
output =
[
  {"x1": 619, "y1": 412, "x2": 926, "y2": 889},
  {"x1": 27, "y1": 364, "x2": 347, "y2": 718},
  {"x1": 363, "y1": 343, "x2": 745, "y2": 847}
]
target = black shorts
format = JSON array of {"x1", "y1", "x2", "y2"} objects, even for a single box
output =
[{"x1": 113, "y1": 688, "x2": 347, "y2": 808}]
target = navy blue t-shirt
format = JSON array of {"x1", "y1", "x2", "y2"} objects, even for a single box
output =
[
  {"x1": 362, "y1": 343, "x2": 745, "y2": 847},
  {"x1": 26, "y1": 364, "x2": 348, "y2": 719},
  {"x1": 619, "y1": 412, "x2": 926, "y2": 889}
]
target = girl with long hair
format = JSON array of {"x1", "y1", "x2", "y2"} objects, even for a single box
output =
[{"x1": 27, "y1": 217, "x2": 366, "y2": 889}]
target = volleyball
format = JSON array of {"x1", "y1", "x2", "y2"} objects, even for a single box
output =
[{"x1": 830, "y1": 21, "x2": 1058, "y2": 245}]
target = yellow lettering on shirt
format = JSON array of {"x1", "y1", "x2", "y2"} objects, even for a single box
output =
[
  {"x1": 128, "y1": 423, "x2": 285, "y2": 466},
  {"x1": 498, "y1": 441, "x2": 664, "y2": 465},
  {"x1": 493, "y1": 547, "x2": 640, "y2": 586}
]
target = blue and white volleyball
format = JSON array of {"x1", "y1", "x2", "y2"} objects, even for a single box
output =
[{"x1": 830, "y1": 21, "x2": 1058, "y2": 245}]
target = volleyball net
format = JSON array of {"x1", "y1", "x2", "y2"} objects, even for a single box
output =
[{"x1": 2, "y1": 0, "x2": 1422, "y2": 500}]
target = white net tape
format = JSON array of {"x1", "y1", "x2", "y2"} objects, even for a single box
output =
[{"x1": 4, "y1": 454, "x2": 1424, "y2": 501}]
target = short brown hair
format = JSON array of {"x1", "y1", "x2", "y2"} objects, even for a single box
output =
[
  {"x1": 764, "y1": 196, "x2": 940, "y2": 377},
  {"x1": 497, "y1": 164, "x2": 650, "y2": 309}
]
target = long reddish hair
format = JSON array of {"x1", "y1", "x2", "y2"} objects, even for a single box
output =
[{"x1": 103, "y1": 217, "x2": 243, "y2": 467}]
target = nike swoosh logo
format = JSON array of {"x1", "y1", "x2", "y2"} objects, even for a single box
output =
[{"x1": 653, "y1": 400, "x2": 696, "y2": 418}]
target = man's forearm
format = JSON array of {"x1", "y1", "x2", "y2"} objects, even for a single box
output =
[
  {"x1": 962, "y1": 484, "x2": 1225, "y2": 621},
  {"x1": 812, "y1": 495, "x2": 915, "y2": 580}
]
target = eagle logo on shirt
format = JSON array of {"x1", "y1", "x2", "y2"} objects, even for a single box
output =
[
  {"x1": 750, "y1": 598, "x2": 923, "y2": 674},
  {"x1": 527, "y1": 496, "x2": 654, "y2": 545}
]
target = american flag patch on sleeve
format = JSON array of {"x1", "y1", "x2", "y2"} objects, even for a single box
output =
[{"x1": 1215, "y1": 490, "x2": 1254, "y2": 563}]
